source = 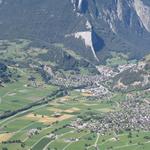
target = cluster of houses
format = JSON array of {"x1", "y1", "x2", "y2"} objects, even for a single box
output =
[
  {"x1": 96, "y1": 65, "x2": 117, "y2": 77},
  {"x1": 81, "y1": 86, "x2": 112, "y2": 98},
  {"x1": 50, "y1": 74, "x2": 112, "y2": 98},
  {"x1": 50, "y1": 74, "x2": 108, "y2": 88},
  {"x1": 71, "y1": 97, "x2": 150, "y2": 134},
  {"x1": 49, "y1": 59, "x2": 150, "y2": 95}
]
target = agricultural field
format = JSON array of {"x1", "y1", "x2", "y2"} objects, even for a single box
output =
[
  {"x1": 0, "y1": 68, "x2": 58, "y2": 113},
  {"x1": 0, "y1": 90, "x2": 149, "y2": 150},
  {"x1": 0, "y1": 39, "x2": 150, "y2": 150},
  {"x1": 105, "y1": 52, "x2": 138, "y2": 67},
  {"x1": 0, "y1": 39, "x2": 59, "y2": 114}
]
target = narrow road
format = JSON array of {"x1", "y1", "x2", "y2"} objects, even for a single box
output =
[
  {"x1": 94, "y1": 133, "x2": 100, "y2": 147},
  {"x1": 34, "y1": 130, "x2": 75, "y2": 150},
  {"x1": 62, "y1": 132, "x2": 90, "y2": 150},
  {"x1": 0, "y1": 103, "x2": 48, "y2": 126},
  {"x1": 0, "y1": 89, "x2": 65, "y2": 126},
  {"x1": 87, "y1": 133, "x2": 100, "y2": 149}
]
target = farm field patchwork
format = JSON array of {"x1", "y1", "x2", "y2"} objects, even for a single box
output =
[
  {"x1": 0, "y1": 90, "x2": 150, "y2": 150},
  {"x1": 0, "y1": 39, "x2": 150, "y2": 149}
]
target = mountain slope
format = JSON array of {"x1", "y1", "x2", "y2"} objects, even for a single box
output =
[{"x1": 0, "y1": 0, "x2": 150, "y2": 64}]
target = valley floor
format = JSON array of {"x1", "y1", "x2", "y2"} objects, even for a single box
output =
[
  {"x1": 0, "y1": 39, "x2": 150, "y2": 150},
  {"x1": 0, "y1": 89, "x2": 150, "y2": 150}
]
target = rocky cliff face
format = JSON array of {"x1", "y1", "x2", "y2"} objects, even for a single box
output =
[
  {"x1": 0, "y1": 0, "x2": 149, "y2": 64},
  {"x1": 70, "y1": 0, "x2": 150, "y2": 61},
  {"x1": 72, "y1": 0, "x2": 150, "y2": 33}
]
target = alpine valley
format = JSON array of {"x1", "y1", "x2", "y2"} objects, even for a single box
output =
[{"x1": 0, "y1": 0, "x2": 150, "y2": 150}]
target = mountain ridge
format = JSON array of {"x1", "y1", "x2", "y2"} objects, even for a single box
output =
[{"x1": 0, "y1": 0, "x2": 150, "y2": 64}]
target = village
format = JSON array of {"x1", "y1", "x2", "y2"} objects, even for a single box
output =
[{"x1": 71, "y1": 95, "x2": 150, "y2": 135}]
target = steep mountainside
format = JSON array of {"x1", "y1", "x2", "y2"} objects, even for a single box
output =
[{"x1": 0, "y1": 0, "x2": 150, "y2": 64}]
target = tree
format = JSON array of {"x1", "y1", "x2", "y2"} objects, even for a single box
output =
[
  {"x1": 21, "y1": 143, "x2": 25, "y2": 148},
  {"x1": 129, "y1": 140, "x2": 132, "y2": 144},
  {"x1": 128, "y1": 132, "x2": 132, "y2": 138},
  {"x1": 2, "y1": 147, "x2": 8, "y2": 150}
]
